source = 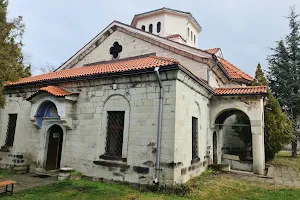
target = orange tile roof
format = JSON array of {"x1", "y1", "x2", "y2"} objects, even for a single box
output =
[
  {"x1": 215, "y1": 86, "x2": 267, "y2": 95},
  {"x1": 166, "y1": 34, "x2": 184, "y2": 40},
  {"x1": 6, "y1": 56, "x2": 179, "y2": 87},
  {"x1": 219, "y1": 58, "x2": 254, "y2": 82},
  {"x1": 205, "y1": 48, "x2": 254, "y2": 82},
  {"x1": 27, "y1": 86, "x2": 78, "y2": 100},
  {"x1": 205, "y1": 48, "x2": 220, "y2": 54},
  {"x1": 39, "y1": 86, "x2": 76, "y2": 96}
]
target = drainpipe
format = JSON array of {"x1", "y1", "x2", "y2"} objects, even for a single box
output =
[{"x1": 153, "y1": 67, "x2": 164, "y2": 185}]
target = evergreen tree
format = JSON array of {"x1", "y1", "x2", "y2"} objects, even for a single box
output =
[
  {"x1": 254, "y1": 64, "x2": 293, "y2": 160},
  {"x1": 253, "y1": 63, "x2": 268, "y2": 86},
  {"x1": 0, "y1": 0, "x2": 31, "y2": 107},
  {"x1": 267, "y1": 7, "x2": 300, "y2": 157}
]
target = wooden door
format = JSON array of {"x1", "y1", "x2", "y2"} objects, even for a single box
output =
[{"x1": 46, "y1": 125, "x2": 63, "y2": 170}]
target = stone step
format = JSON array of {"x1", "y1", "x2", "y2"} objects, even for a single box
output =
[
  {"x1": 12, "y1": 164, "x2": 29, "y2": 174},
  {"x1": 35, "y1": 168, "x2": 59, "y2": 177}
]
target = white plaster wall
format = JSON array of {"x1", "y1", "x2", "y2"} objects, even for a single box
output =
[
  {"x1": 134, "y1": 12, "x2": 199, "y2": 47},
  {"x1": 209, "y1": 70, "x2": 225, "y2": 88},
  {"x1": 173, "y1": 71, "x2": 211, "y2": 183},
  {"x1": 73, "y1": 30, "x2": 208, "y2": 82},
  {"x1": 135, "y1": 13, "x2": 166, "y2": 36},
  {"x1": 185, "y1": 18, "x2": 199, "y2": 47}
]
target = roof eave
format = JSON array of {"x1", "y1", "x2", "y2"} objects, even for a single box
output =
[
  {"x1": 5, "y1": 64, "x2": 181, "y2": 89},
  {"x1": 214, "y1": 92, "x2": 268, "y2": 97}
]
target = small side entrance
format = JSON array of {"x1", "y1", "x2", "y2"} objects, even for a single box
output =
[
  {"x1": 213, "y1": 131, "x2": 217, "y2": 164},
  {"x1": 46, "y1": 125, "x2": 63, "y2": 170}
]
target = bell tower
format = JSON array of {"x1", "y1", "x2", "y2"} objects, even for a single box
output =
[{"x1": 131, "y1": 8, "x2": 202, "y2": 48}]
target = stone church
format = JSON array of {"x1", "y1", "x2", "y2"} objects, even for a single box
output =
[{"x1": 0, "y1": 8, "x2": 267, "y2": 185}]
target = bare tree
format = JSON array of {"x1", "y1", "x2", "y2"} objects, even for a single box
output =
[{"x1": 39, "y1": 63, "x2": 56, "y2": 73}]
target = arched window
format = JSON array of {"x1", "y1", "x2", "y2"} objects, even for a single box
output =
[
  {"x1": 157, "y1": 22, "x2": 161, "y2": 33},
  {"x1": 149, "y1": 24, "x2": 153, "y2": 33},
  {"x1": 141, "y1": 25, "x2": 145, "y2": 31},
  {"x1": 36, "y1": 101, "x2": 59, "y2": 127},
  {"x1": 191, "y1": 31, "x2": 193, "y2": 41},
  {"x1": 188, "y1": 27, "x2": 190, "y2": 38},
  {"x1": 194, "y1": 35, "x2": 196, "y2": 44}
]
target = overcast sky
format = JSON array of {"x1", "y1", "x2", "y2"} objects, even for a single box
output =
[{"x1": 7, "y1": 0, "x2": 300, "y2": 76}]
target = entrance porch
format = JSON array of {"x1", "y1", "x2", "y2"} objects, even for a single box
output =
[{"x1": 211, "y1": 92, "x2": 266, "y2": 175}]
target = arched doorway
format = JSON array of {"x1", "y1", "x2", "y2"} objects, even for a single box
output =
[
  {"x1": 213, "y1": 131, "x2": 217, "y2": 164},
  {"x1": 215, "y1": 109, "x2": 252, "y2": 171},
  {"x1": 46, "y1": 125, "x2": 63, "y2": 170}
]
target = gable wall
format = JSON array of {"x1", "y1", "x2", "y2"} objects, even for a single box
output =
[{"x1": 72, "y1": 30, "x2": 208, "y2": 82}]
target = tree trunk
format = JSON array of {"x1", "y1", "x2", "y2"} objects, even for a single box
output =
[{"x1": 292, "y1": 139, "x2": 297, "y2": 157}]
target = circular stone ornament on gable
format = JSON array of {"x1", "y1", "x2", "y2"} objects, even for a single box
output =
[{"x1": 110, "y1": 42, "x2": 123, "y2": 59}]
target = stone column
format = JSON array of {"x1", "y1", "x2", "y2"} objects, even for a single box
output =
[{"x1": 251, "y1": 123, "x2": 265, "y2": 175}]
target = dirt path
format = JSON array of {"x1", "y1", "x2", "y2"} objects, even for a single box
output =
[{"x1": 0, "y1": 173, "x2": 57, "y2": 192}]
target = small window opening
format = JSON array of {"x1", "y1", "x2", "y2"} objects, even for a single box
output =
[
  {"x1": 157, "y1": 22, "x2": 161, "y2": 33},
  {"x1": 192, "y1": 117, "x2": 198, "y2": 159},
  {"x1": 149, "y1": 24, "x2": 153, "y2": 33},
  {"x1": 105, "y1": 111, "x2": 125, "y2": 157},
  {"x1": 141, "y1": 25, "x2": 145, "y2": 31},
  {"x1": 5, "y1": 114, "x2": 18, "y2": 147}
]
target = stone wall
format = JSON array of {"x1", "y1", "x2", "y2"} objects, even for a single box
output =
[
  {"x1": 173, "y1": 71, "x2": 212, "y2": 183},
  {"x1": 0, "y1": 70, "x2": 182, "y2": 184},
  {"x1": 0, "y1": 93, "x2": 40, "y2": 172}
]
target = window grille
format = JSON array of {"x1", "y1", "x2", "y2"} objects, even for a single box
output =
[
  {"x1": 192, "y1": 117, "x2": 198, "y2": 159},
  {"x1": 5, "y1": 114, "x2": 18, "y2": 147},
  {"x1": 105, "y1": 111, "x2": 125, "y2": 157}
]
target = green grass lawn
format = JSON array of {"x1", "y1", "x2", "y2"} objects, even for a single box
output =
[
  {"x1": 1, "y1": 171, "x2": 300, "y2": 200},
  {"x1": 270, "y1": 151, "x2": 300, "y2": 172},
  {"x1": 0, "y1": 169, "x2": 15, "y2": 177},
  {"x1": 2, "y1": 151, "x2": 300, "y2": 200}
]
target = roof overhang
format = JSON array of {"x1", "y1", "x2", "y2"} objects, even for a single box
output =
[
  {"x1": 26, "y1": 86, "x2": 79, "y2": 101},
  {"x1": 214, "y1": 86, "x2": 268, "y2": 96}
]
